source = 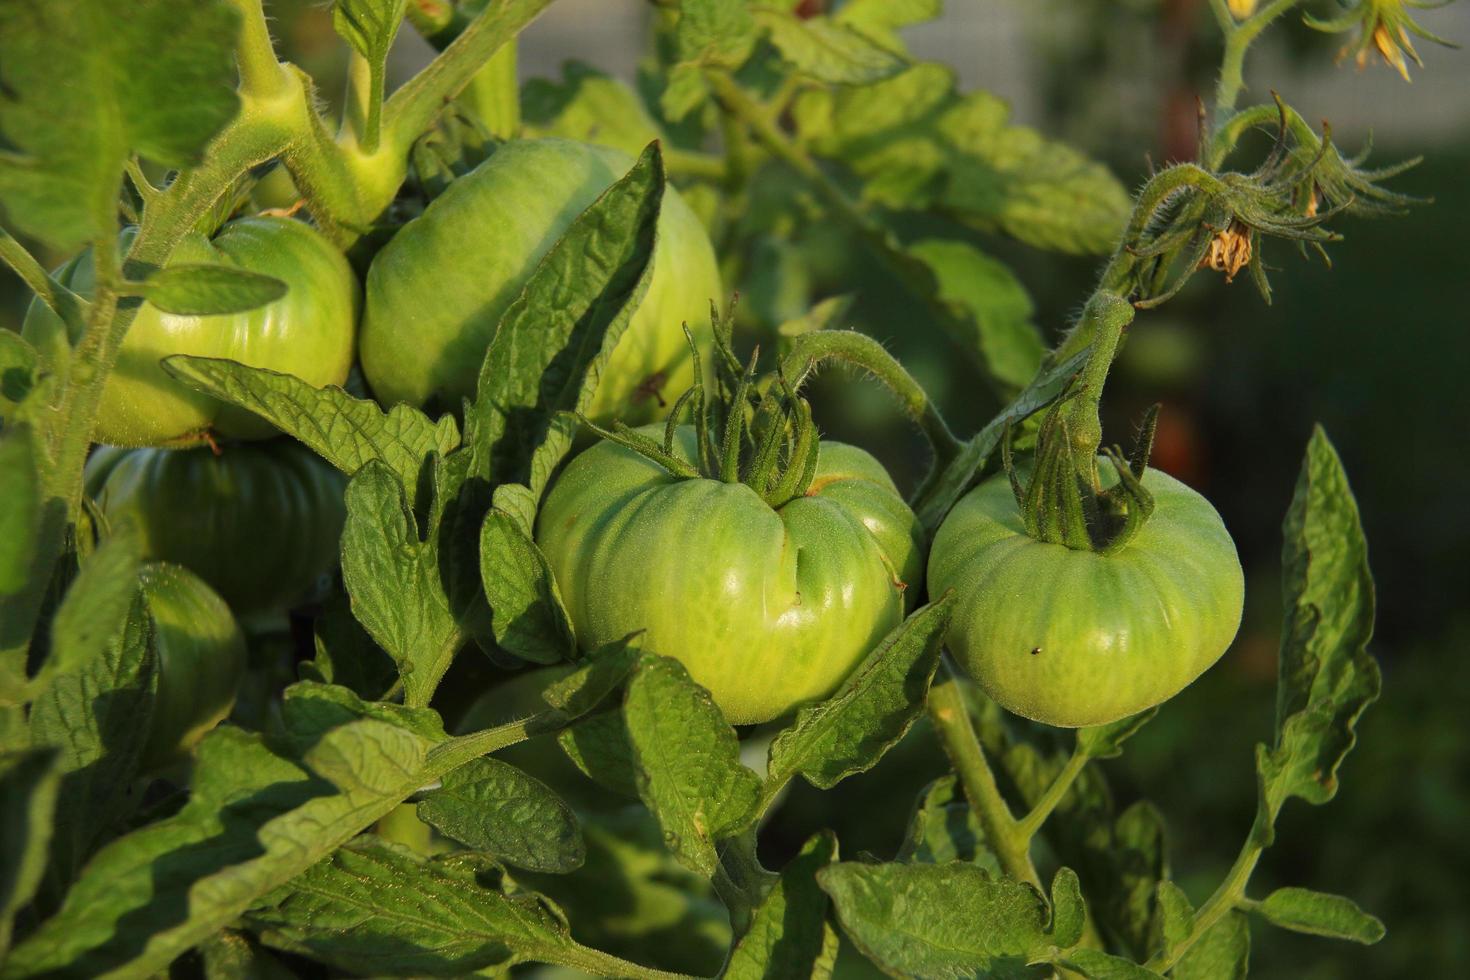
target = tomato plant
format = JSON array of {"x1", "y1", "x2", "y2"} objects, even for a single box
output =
[
  {"x1": 136, "y1": 561, "x2": 247, "y2": 771},
  {"x1": 85, "y1": 439, "x2": 346, "y2": 615},
  {"x1": 22, "y1": 217, "x2": 358, "y2": 448},
  {"x1": 360, "y1": 138, "x2": 721, "y2": 422},
  {"x1": 0, "y1": 0, "x2": 1443, "y2": 978}
]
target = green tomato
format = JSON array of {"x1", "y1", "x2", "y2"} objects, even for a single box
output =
[
  {"x1": 23, "y1": 216, "x2": 358, "y2": 448},
  {"x1": 536, "y1": 426, "x2": 924, "y2": 725},
  {"x1": 137, "y1": 562, "x2": 247, "y2": 771},
  {"x1": 927, "y1": 461, "x2": 1244, "y2": 728},
  {"x1": 86, "y1": 439, "x2": 346, "y2": 615},
  {"x1": 360, "y1": 138, "x2": 722, "y2": 424}
]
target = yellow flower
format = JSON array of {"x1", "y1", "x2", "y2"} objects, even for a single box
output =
[
  {"x1": 1227, "y1": 0, "x2": 1258, "y2": 19},
  {"x1": 1307, "y1": 0, "x2": 1456, "y2": 84}
]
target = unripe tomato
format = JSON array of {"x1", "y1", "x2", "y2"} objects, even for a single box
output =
[
  {"x1": 23, "y1": 217, "x2": 358, "y2": 448},
  {"x1": 86, "y1": 439, "x2": 346, "y2": 615},
  {"x1": 927, "y1": 461, "x2": 1244, "y2": 728},
  {"x1": 359, "y1": 138, "x2": 722, "y2": 423},
  {"x1": 536, "y1": 426, "x2": 924, "y2": 725},
  {"x1": 137, "y1": 562, "x2": 247, "y2": 771}
]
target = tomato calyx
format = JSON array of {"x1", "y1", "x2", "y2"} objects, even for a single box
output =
[
  {"x1": 1003, "y1": 400, "x2": 1161, "y2": 554},
  {"x1": 581, "y1": 305, "x2": 820, "y2": 509}
]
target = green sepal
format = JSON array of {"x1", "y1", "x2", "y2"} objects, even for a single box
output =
[{"x1": 1006, "y1": 402, "x2": 1160, "y2": 554}]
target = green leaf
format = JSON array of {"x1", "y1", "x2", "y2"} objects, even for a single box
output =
[
  {"x1": 558, "y1": 711, "x2": 640, "y2": 798},
  {"x1": 0, "y1": 0, "x2": 240, "y2": 251},
  {"x1": 0, "y1": 689, "x2": 543, "y2": 980},
  {"x1": 766, "y1": 596, "x2": 953, "y2": 791},
  {"x1": 756, "y1": 12, "x2": 907, "y2": 85},
  {"x1": 936, "y1": 89, "x2": 1130, "y2": 254},
  {"x1": 803, "y1": 63, "x2": 1128, "y2": 255},
  {"x1": 623, "y1": 655, "x2": 762, "y2": 878},
  {"x1": 332, "y1": 0, "x2": 407, "y2": 79},
  {"x1": 164, "y1": 356, "x2": 461, "y2": 514},
  {"x1": 1049, "y1": 867, "x2": 1086, "y2": 950},
  {"x1": 1058, "y1": 948, "x2": 1165, "y2": 979},
  {"x1": 534, "y1": 637, "x2": 642, "y2": 723},
  {"x1": 462, "y1": 141, "x2": 663, "y2": 494},
  {"x1": 0, "y1": 748, "x2": 61, "y2": 955},
  {"x1": 835, "y1": 0, "x2": 941, "y2": 36},
  {"x1": 1259, "y1": 426, "x2": 1380, "y2": 810},
  {"x1": 1077, "y1": 708, "x2": 1159, "y2": 760},
  {"x1": 27, "y1": 588, "x2": 155, "y2": 885},
  {"x1": 818, "y1": 861, "x2": 1051, "y2": 979},
  {"x1": 725, "y1": 832, "x2": 840, "y2": 980},
  {"x1": 676, "y1": 0, "x2": 757, "y2": 69},
  {"x1": 249, "y1": 836, "x2": 578, "y2": 975},
  {"x1": 131, "y1": 264, "x2": 287, "y2": 315},
  {"x1": 41, "y1": 523, "x2": 142, "y2": 677},
  {"x1": 270, "y1": 681, "x2": 447, "y2": 759},
  {"x1": 896, "y1": 775, "x2": 999, "y2": 873},
  {"x1": 492, "y1": 482, "x2": 538, "y2": 537},
  {"x1": 416, "y1": 757, "x2": 584, "y2": 873},
  {"x1": 340, "y1": 461, "x2": 463, "y2": 707},
  {"x1": 0, "y1": 424, "x2": 40, "y2": 596},
  {"x1": 479, "y1": 508, "x2": 575, "y2": 666},
  {"x1": 522, "y1": 61, "x2": 666, "y2": 160},
  {"x1": 1253, "y1": 886, "x2": 1385, "y2": 944},
  {"x1": 660, "y1": 63, "x2": 710, "y2": 123},
  {"x1": 908, "y1": 239, "x2": 1045, "y2": 390},
  {"x1": 1171, "y1": 911, "x2": 1250, "y2": 980},
  {"x1": 1155, "y1": 879, "x2": 1194, "y2": 953}
]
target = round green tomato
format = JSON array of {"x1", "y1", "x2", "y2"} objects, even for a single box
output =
[
  {"x1": 536, "y1": 426, "x2": 924, "y2": 725},
  {"x1": 86, "y1": 439, "x2": 346, "y2": 615},
  {"x1": 360, "y1": 138, "x2": 721, "y2": 424},
  {"x1": 137, "y1": 562, "x2": 247, "y2": 771},
  {"x1": 23, "y1": 216, "x2": 358, "y2": 448},
  {"x1": 927, "y1": 461, "x2": 1244, "y2": 728}
]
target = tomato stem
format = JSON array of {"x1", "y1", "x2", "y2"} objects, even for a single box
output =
[
  {"x1": 926, "y1": 667, "x2": 1041, "y2": 890},
  {"x1": 1015, "y1": 744, "x2": 1091, "y2": 843}
]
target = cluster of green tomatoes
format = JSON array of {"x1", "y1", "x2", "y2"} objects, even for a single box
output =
[{"x1": 26, "y1": 137, "x2": 1245, "y2": 765}]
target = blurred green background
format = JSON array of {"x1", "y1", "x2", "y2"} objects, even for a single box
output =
[{"x1": 4, "y1": 2, "x2": 1464, "y2": 977}]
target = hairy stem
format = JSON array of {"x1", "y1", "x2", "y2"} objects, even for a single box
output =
[
  {"x1": 0, "y1": 229, "x2": 87, "y2": 333},
  {"x1": 926, "y1": 669, "x2": 1040, "y2": 889},
  {"x1": 781, "y1": 330, "x2": 961, "y2": 475},
  {"x1": 229, "y1": 0, "x2": 288, "y2": 99},
  {"x1": 384, "y1": 0, "x2": 554, "y2": 161},
  {"x1": 551, "y1": 943, "x2": 698, "y2": 980},
  {"x1": 1214, "y1": 0, "x2": 1304, "y2": 115}
]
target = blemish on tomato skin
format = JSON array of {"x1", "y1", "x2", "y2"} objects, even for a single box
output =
[{"x1": 1031, "y1": 646, "x2": 1042, "y2": 656}]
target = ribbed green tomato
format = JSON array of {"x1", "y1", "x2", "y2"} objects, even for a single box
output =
[
  {"x1": 22, "y1": 217, "x2": 358, "y2": 448},
  {"x1": 86, "y1": 439, "x2": 346, "y2": 615},
  {"x1": 927, "y1": 461, "x2": 1244, "y2": 728},
  {"x1": 359, "y1": 138, "x2": 722, "y2": 423},
  {"x1": 536, "y1": 426, "x2": 924, "y2": 725},
  {"x1": 137, "y1": 562, "x2": 247, "y2": 771}
]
